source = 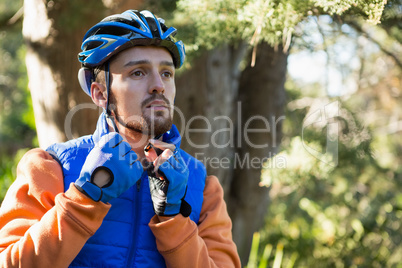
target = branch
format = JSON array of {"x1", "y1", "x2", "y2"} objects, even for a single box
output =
[
  {"x1": 347, "y1": 20, "x2": 402, "y2": 69},
  {"x1": 0, "y1": 7, "x2": 23, "y2": 30}
]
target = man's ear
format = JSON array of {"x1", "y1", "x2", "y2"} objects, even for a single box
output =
[{"x1": 91, "y1": 82, "x2": 107, "y2": 109}]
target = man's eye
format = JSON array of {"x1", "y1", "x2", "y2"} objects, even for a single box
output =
[
  {"x1": 132, "y1": 71, "x2": 144, "y2": 76},
  {"x1": 162, "y1": 71, "x2": 173, "y2": 78}
]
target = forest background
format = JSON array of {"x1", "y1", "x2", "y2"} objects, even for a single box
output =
[{"x1": 0, "y1": 0, "x2": 401, "y2": 267}]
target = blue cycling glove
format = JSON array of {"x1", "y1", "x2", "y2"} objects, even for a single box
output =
[
  {"x1": 148, "y1": 150, "x2": 190, "y2": 217},
  {"x1": 75, "y1": 132, "x2": 143, "y2": 203}
]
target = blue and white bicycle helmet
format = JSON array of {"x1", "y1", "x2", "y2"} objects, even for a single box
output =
[{"x1": 78, "y1": 10, "x2": 185, "y2": 96}]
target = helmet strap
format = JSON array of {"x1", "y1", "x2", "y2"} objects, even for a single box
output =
[
  {"x1": 105, "y1": 61, "x2": 111, "y2": 115},
  {"x1": 104, "y1": 61, "x2": 120, "y2": 133}
]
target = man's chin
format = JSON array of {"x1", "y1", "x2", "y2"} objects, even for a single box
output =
[
  {"x1": 124, "y1": 117, "x2": 172, "y2": 137},
  {"x1": 148, "y1": 118, "x2": 173, "y2": 136}
]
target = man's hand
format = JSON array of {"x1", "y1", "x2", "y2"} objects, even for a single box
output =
[
  {"x1": 145, "y1": 139, "x2": 190, "y2": 217},
  {"x1": 75, "y1": 132, "x2": 143, "y2": 203}
]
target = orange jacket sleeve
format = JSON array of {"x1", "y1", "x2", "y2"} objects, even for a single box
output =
[
  {"x1": 0, "y1": 149, "x2": 110, "y2": 268},
  {"x1": 149, "y1": 175, "x2": 241, "y2": 268}
]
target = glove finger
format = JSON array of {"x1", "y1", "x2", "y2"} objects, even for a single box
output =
[
  {"x1": 127, "y1": 150, "x2": 139, "y2": 164},
  {"x1": 117, "y1": 140, "x2": 133, "y2": 157},
  {"x1": 166, "y1": 153, "x2": 187, "y2": 174},
  {"x1": 153, "y1": 149, "x2": 174, "y2": 173},
  {"x1": 147, "y1": 139, "x2": 176, "y2": 152},
  {"x1": 128, "y1": 152, "x2": 143, "y2": 173},
  {"x1": 157, "y1": 153, "x2": 187, "y2": 178}
]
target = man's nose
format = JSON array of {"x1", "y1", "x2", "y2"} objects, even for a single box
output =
[{"x1": 148, "y1": 72, "x2": 165, "y2": 94}]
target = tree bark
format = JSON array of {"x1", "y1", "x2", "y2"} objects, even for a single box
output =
[
  {"x1": 176, "y1": 43, "x2": 288, "y2": 264},
  {"x1": 175, "y1": 43, "x2": 248, "y2": 193},
  {"x1": 229, "y1": 43, "x2": 288, "y2": 264},
  {"x1": 23, "y1": 0, "x2": 144, "y2": 149}
]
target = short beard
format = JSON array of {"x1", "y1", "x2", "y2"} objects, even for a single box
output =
[{"x1": 108, "y1": 90, "x2": 173, "y2": 137}]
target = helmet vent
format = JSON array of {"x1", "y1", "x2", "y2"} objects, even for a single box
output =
[
  {"x1": 84, "y1": 41, "x2": 104, "y2": 50},
  {"x1": 103, "y1": 17, "x2": 143, "y2": 31},
  {"x1": 94, "y1": 26, "x2": 136, "y2": 38}
]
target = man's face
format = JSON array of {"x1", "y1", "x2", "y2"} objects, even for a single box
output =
[{"x1": 108, "y1": 46, "x2": 176, "y2": 137}]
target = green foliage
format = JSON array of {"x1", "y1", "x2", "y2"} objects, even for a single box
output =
[
  {"x1": 312, "y1": 0, "x2": 386, "y2": 24},
  {"x1": 173, "y1": 0, "x2": 387, "y2": 53},
  {"x1": 174, "y1": 0, "x2": 307, "y2": 51},
  {"x1": 0, "y1": 1, "x2": 36, "y2": 199},
  {"x1": 174, "y1": 0, "x2": 246, "y2": 51},
  {"x1": 256, "y1": 96, "x2": 402, "y2": 266},
  {"x1": 380, "y1": 0, "x2": 402, "y2": 43},
  {"x1": 251, "y1": 5, "x2": 402, "y2": 263},
  {"x1": 0, "y1": 0, "x2": 22, "y2": 21},
  {"x1": 255, "y1": 40, "x2": 402, "y2": 266},
  {"x1": 247, "y1": 232, "x2": 298, "y2": 268},
  {"x1": 0, "y1": 149, "x2": 29, "y2": 202},
  {"x1": 0, "y1": 28, "x2": 36, "y2": 153}
]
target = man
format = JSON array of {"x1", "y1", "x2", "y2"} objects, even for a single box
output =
[{"x1": 0, "y1": 10, "x2": 241, "y2": 267}]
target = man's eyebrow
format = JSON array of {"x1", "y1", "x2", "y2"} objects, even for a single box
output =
[
  {"x1": 124, "y1": 60, "x2": 149, "y2": 67},
  {"x1": 123, "y1": 60, "x2": 174, "y2": 68},
  {"x1": 160, "y1": 61, "x2": 175, "y2": 67}
]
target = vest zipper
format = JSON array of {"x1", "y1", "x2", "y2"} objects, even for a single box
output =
[{"x1": 128, "y1": 174, "x2": 144, "y2": 267}]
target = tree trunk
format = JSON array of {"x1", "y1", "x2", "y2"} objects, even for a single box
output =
[
  {"x1": 229, "y1": 43, "x2": 288, "y2": 264},
  {"x1": 23, "y1": 0, "x2": 143, "y2": 149},
  {"x1": 176, "y1": 43, "x2": 288, "y2": 264},
  {"x1": 175, "y1": 43, "x2": 248, "y2": 193}
]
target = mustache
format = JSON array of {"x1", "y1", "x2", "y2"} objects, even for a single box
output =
[{"x1": 141, "y1": 94, "x2": 171, "y2": 109}]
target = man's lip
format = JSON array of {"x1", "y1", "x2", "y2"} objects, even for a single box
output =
[{"x1": 146, "y1": 100, "x2": 168, "y2": 108}]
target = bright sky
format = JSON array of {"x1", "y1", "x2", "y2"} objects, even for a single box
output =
[{"x1": 286, "y1": 16, "x2": 378, "y2": 97}]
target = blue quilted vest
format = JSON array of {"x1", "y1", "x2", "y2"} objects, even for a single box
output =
[{"x1": 47, "y1": 113, "x2": 206, "y2": 268}]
